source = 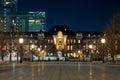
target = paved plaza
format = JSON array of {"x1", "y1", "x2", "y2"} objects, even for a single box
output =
[{"x1": 0, "y1": 61, "x2": 120, "y2": 80}]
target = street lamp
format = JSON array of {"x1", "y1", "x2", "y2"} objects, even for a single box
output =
[
  {"x1": 89, "y1": 44, "x2": 93, "y2": 62},
  {"x1": 31, "y1": 44, "x2": 35, "y2": 62},
  {"x1": 19, "y1": 38, "x2": 24, "y2": 63},
  {"x1": 78, "y1": 50, "x2": 81, "y2": 61},
  {"x1": 101, "y1": 38, "x2": 106, "y2": 63},
  {"x1": 41, "y1": 50, "x2": 44, "y2": 60},
  {"x1": 37, "y1": 48, "x2": 41, "y2": 61},
  {"x1": 78, "y1": 50, "x2": 80, "y2": 54},
  {"x1": 38, "y1": 48, "x2": 40, "y2": 51}
]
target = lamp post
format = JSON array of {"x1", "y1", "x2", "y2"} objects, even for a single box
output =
[
  {"x1": 19, "y1": 38, "x2": 24, "y2": 63},
  {"x1": 38, "y1": 48, "x2": 40, "y2": 51},
  {"x1": 89, "y1": 44, "x2": 93, "y2": 62},
  {"x1": 37, "y1": 48, "x2": 40, "y2": 61},
  {"x1": 41, "y1": 50, "x2": 44, "y2": 60},
  {"x1": 101, "y1": 38, "x2": 106, "y2": 63},
  {"x1": 31, "y1": 44, "x2": 35, "y2": 62},
  {"x1": 78, "y1": 50, "x2": 80, "y2": 56},
  {"x1": 78, "y1": 50, "x2": 80, "y2": 60}
]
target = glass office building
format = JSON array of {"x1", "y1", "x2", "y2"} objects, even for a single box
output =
[
  {"x1": 12, "y1": 12, "x2": 46, "y2": 32},
  {"x1": 0, "y1": 0, "x2": 18, "y2": 32},
  {"x1": 0, "y1": 0, "x2": 46, "y2": 32}
]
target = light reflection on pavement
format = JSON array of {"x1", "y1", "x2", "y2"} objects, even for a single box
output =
[{"x1": 0, "y1": 62, "x2": 120, "y2": 80}]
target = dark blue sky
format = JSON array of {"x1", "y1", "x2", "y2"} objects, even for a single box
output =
[{"x1": 18, "y1": 0, "x2": 120, "y2": 32}]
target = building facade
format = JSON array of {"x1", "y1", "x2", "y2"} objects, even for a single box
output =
[
  {"x1": 1, "y1": 24, "x2": 109, "y2": 61},
  {"x1": 1, "y1": 24, "x2": 120, "y2": 62},
  {"x1": 37, "y1": 25, "x2": 103, "y2": 60}
]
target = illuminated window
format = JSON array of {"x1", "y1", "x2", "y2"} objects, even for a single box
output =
[
  {"x1": 58, "y1": 31, "x2": 63, "y2": 37},
  {"x1": 71, "y1": 39, "x2": 73, "y2": 43},
  {"x1": 29, "y1": 20, "x2": 35, "y2": 23},
  {"x1": 67, "y1": 46, "x2": 69, "y2": 50},
  {"x1": 68, "y1": 40, "x2": 69, "y2": 43},
  {"x1": 48, "y1": 40, "x2": 50, "y2": 43},
  {"x1": 78, "y1": 40, "x2": 80, "y2": 43},
  {"x1": 35, "y1": 40, "x2": 37, "y2": 43},
  {"x1": 88, "y1": 34, "x2": 91, "y2": 37},
  {"x1": 104, "y1": 34, "x2": 106, "y2": 37},
  {"x1": 93, "y1": 35, "x2": 96, "y2": 37},
  {"x1": 5, "y1": 2, "x2": 11, "y2": 4},
  {"x1": 30, "y1": 40, "x2": 32, "y2": 43},
  {"x1": 36, "y1": 20, "x2": 40, "y2": 23},
  {"x1": 51, "y1": 40, "x2": 53, "y2": 43},
  {"x1": 71, "y1": 45, "x2": 73, "y2": 50},
  {"x1": 93, "y1": 40, "x2": 96, "y2": 44},
  {"x1": 93, "y1": 45, "x2": 96, "y2": 50},
  {"x1": 64, "y1": 28, "x2": 67, "y2": 31},
  {"x1": 45, "y1": 45, "x2": 47, "y2": 48},
  {"x1": 74, "y1": 40, "x2": 76, "y2": 43},
  {"x1": 115, "y1": 41, "x2": 117, "y2": 44},
  {"x1": 40, "y1": 45, "x2": 42, "y2": 48}
]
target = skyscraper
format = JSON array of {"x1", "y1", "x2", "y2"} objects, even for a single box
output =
[
  {"x1": 0, "y1": 0, "x2": 18, "y2": 32},
  {"x1": 14, "y1": 12, "x2": 46, "y2": 32},
  {"x1": 0, "y1": 0, "x2": 46, "y2": 32}
]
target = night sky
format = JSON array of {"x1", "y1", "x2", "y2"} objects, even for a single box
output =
[{"x1": 18, "y1": 0, "x2": 120, "y2": 32}]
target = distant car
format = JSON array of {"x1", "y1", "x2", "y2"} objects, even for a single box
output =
[
  {"x1": 58, "y1": 57, "x2": 65, "y2": 61},
  {"x1": 43, "y1": 55, "x2": 58, "y2": 61},
  {"x1": 68, "y1": 56, "x2": 79, "y2": 61},
  {"x1": 33, "y1": 55, "x2": 39, "y2": 61},
  {"x1": 32, "y1": 55, "x2": 65, "y2": 61}
]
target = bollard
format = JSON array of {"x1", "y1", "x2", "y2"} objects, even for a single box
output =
[
  {"x1": 78, "y1": 62, "x2": 80, "y2": 72},
  {"x1": 42, "y1": 62, "x2": 44, "y2": 71},
  {"x1": 13, "y1": 63, "x2": 15, "y2": 72}
]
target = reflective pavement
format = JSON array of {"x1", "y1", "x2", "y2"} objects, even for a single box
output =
[{"x1": 0, "y1": 62, "x2": 120, "y2": 80}]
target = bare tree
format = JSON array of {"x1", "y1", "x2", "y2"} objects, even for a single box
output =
[{"x1": 104, "y1": 14, "x2": 120, "y2": 62}]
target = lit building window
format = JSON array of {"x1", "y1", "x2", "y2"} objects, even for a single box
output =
[
  {"x1": 71, "y1": 39, "x2": 73, "y2": 43},
  {"x1": 58, "y1": 31, "x2": 63, "y2": 37},
  {"x1": 71, "y1": 45, "x2": 73, "y2": 50},
  {"x1": 30, "y1": 40, "x2": 32, "y2": 43},
  {"x1": 115, "y1": 41, "x2": 117, "y2": 44},
  {"x1": 48, "y1": 40, "x2": 50, "y2": 43},
  {"x1": 36, "y1": 20, "x2": 40, "y2": 23},
  {"x1": 88, "y1": 34, "x2": 91, "y2": 37},
  {"x1": 74, "y1": 40, "x2": 76, "y2": 43},
  {"x1": 93, "y1": 35, "x2": 96, "y2": 37},
  {"x1": 51, "y1": 40, "x2": 53, "y2": 43},
  {"x1": 67, "y1": 53, "x2": 70, "y2": 57},
  {"x1": 5, "y1": 2, "x2": 11, "y2": 4},
  {"x1": 78, "y1": 40, "x2": 80, "y2": 43},
  {"x1": 93, "y1": 40, "x2": 96, "y2": 44},
  {"x1": 29, "y1": 20, "x2": 35, "y2": 23},
  {"x1": 93, "y1": 45, "x2": 96, "y2": 50},
  {"x1": 35, "y1": 40, "x2": 37, "y2": 43},
  {"x1": 64, "y1": 28, "x2": 67, "y2": 31},
  {"x1": 45, "y1": 45, "x2": 47, "y2": 48},
  {"x1": 67, "y1": 45, "x2": 69, "y2": 50},
  {"x1": 68, "y1": 40, "x2": 69, "y2": 43},
  {"x1": 40, "y1": 45, "x2": 42, "y2": 48},
  {"x1": 96, "y1": 50, "x2": 99, "y2": 53}
]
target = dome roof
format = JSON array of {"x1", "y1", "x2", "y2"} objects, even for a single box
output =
[{"x1": 47, "y1": 24, "x2": 75, "y2": 35}]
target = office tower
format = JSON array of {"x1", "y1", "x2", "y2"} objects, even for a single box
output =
[
  {"x1": 0, "y1": 0, "x2": 18, "y2": 32},
  {"x1": 0, "y1": 0, "x2": 46, "y2": 32}
]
